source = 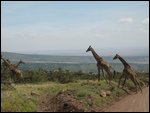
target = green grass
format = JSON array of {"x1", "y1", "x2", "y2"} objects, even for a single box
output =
[{"x1": 1, "y1": 73, "x2": 149, "y2": 112}]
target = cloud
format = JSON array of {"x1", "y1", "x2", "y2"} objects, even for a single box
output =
[
  {"x1": 140, "y1": 17, "x2": 149, "y2": 32},
  {"x1": 142, "y1": 17, "x2": 149, "y2": 25},
  {"x1": 119, "y1": 17, "x2": 133, "y2": 23}
]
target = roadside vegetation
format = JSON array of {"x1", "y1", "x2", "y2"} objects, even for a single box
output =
[{"x1": 1, "y1": 66, "x2": 149, "y2": 112}]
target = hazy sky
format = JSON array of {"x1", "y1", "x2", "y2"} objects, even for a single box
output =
[{"x1": 1, "y1": 1, "x2": 149, "y2": 56}]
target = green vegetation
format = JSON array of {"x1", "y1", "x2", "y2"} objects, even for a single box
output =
[
  {"x1": 1, "y1": 83, "x2": 42, "y2": 112},
  {"x1": 1, "y1": 65, "x2": 148, "y2": 84},
  {"x1": 1, "y1": 69, "x2": 149, "y2": 112},
  {"x1": 17, "y1": 62, "x2": 149, "y2": 73},
  {"x1": 1, "y1": 65, "x2": 97, "y2": 84},
  {"x1": 1, "y1": 80, "x2": 124, "y2": 112},
  {"x1": 1, "y1": 53, "x2": 149, "y2": 112}
]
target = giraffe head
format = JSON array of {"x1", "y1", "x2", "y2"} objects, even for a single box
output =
[
  {"x1": 19, "y1": 59, "x2": 25, "y2": 64},
  {"x1": 86, "y1": 45, "x2": 92, "y2": 52},
  {"x1": 6, "y1": 59, "x2": 11, "y2": 64},
  {"x1": 113, "y1": 54, "x2": 119, "y2": 60}
]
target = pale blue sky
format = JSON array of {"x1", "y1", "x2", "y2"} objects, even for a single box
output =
[{"x1": 1, "y1": 1, "x2": 149, "y2": 56}]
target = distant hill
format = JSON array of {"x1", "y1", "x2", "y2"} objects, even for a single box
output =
[
  {"x1": 1, "y1": 52, "x2": 149, "y2": 72},
  {"x1": 1, "y1": 52, "x2": 149, "y2": 64},
  {"x1": 1, "y1": 52, "x2": 97, "y2": 63}
]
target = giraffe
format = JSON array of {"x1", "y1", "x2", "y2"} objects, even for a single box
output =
[
  {"x1": 1, "y1": 59, "x2": 10, "y2": 72},
  {"x1": 1, "y1": 55, "x2": 24, "y2": 82},
  {"x1": 113, "y1": 54, "x2": 142, "y2": 93},
  {"x1": 14, "y1": 59, "x2": 25, "y2": 68},
  {"x1": 2, "y1": 59, "x2": 24, "y2": 71},
  {"x1": 86, "y1": 46, "x2": 114, "y2": 84}
]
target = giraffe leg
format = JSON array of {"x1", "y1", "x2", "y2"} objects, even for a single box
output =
[
  {"x1": 10, "y1": 72, "x2": 14, "y2": 83},
  {"x1": 102, "y1": 69, "x2": 108, "y2": 84},
  {"x1": 113, "y1": 70, "x2": 116, "y2": 79},
  {"x1": 97, "y1": 65, "x2": 100, "y2": 82},
  {"x1": 20, "y1": 73, "x2": 25, "y2": 83},
  {"x1": 132, "y1": 76, "x2": 142, "y2": 93},
  {"x1": 106, "y1": 69, "x2": 113, "y2": 84},
  {"x1": 130, "y1": 77, "x2": 138, "y2": 93},
  {"x1": 118, "y1": 73, "x2": 124, "y2": 88},
  {"x1": 135, "y1": 78, "x2": 142, "y2": 93},
  {"x1": 122, "y1": 74, "x2": 127, "y2": 88}
]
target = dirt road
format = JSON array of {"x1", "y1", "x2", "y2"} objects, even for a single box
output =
[{"x1": 104, "y1": 87, "x2": 149, "y2": 112}]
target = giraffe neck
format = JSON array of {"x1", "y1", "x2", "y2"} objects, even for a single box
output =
[
  {"x1": 118, "y1": 55, "x2": 130, "y2": 68},
  {"x1": 15, "y1": 62, "x2": 21, "y2": 68},
  {"x1": 90, "y1": 48, "x2": 103, "y2": 61},
  {"x1": 1, "y1": 58, "x2": 12, "y2": 69}
]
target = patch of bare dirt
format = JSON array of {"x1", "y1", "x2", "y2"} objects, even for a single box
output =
[
  {"x1": 103, "y1": 87, "x2": 149, "y2": 112},
  {"x1": 38, "y1": 89, "x2": 84, "y2": 112}
]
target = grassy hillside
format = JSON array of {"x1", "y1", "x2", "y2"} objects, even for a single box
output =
[
  {"x1": 1, "y1": 73, "x2": 149, "y2": 112},
  {"x1": 0, "y1": 80, "x2": 127, "y2": 112}
]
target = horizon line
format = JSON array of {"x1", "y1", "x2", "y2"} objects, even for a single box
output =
[{"x1": 1, "y1": 51, "x2": 149, "y2": 57}]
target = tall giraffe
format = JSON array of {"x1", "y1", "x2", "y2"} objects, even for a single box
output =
[
  {"x1": 86, "y1": 46, "x2": 113, "y2": 83},
  {"x1": 113, "y1": 54, "x2": 142, "y2": 93},
  {"x1": 1, "y1": 55, "x2": 24, "y2": 82}
]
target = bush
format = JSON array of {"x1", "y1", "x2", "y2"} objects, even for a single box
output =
[
  {"x1": 4, "y1": 67, "x2": 148, "y2": 85},
  {"x1": 23, "y1": 69, "x2": 49, "y2": 83},
  {"x1": 48, "y1": 69, "x2": 74, "y2": 83}
]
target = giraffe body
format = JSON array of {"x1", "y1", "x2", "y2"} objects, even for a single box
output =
[
  {"x1": 113, "y1": 54, "x2": 142, "y2": 93},
  {"x1": 1, "y1": 55, "x2": 24, "y2": 82},
  {"x1": 86, "y1": 46, "x2": 113, "y2": 83}
]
